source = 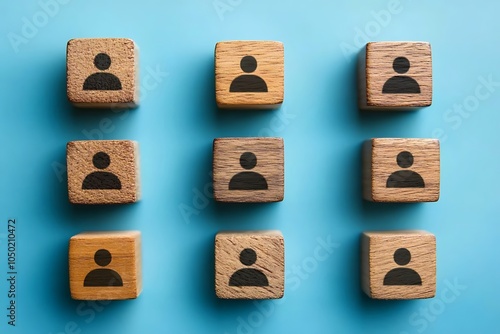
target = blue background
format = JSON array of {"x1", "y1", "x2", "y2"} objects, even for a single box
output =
[{"x1": 0, "y1": 1, "x2": 497, "y2": 333}]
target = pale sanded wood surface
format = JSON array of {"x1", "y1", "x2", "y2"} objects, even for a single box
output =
[
  {"x1": 215, "y1": 231, "x2": 284, "y2": 299},
  {"x1": 359, "y1": 41, "x2": 432, "y2": 110},
  {"x1": 363, "y1": 138, "x2": 440, "y2": 202},
  {"x1": 213, "y1": 138, "x2": 284, "y2": 202},
  {"x1": 69, "y1": 231, "x2": 142, "y2": 300},
  {"x1": 361, "y1": 231, "x2": 436, "y2": 299},
  {"x1": 215, "y1": 41, "x2": 284, "y2": 109},
  {"x1": 67, "y1": 140, "x2": 141, "y2": 204},
  {"x1": 67, "y1": 38, "x2": 139, "y2": 108}
]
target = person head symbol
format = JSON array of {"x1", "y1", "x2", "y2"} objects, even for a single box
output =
[
  {"x1": 83, "y1": 53, "x2": 122, "y2": 91},
  {"x1": 229, "y1": 152, "x2": 268, "y2": 190},
  {"x1": 94, "y1": 53, "x2": 112, "y2": 71},
  {"x1": 382, "y1": 56, "x2": 421, "y2": 94},
  {"x1": 392, "y1": 56, "x2": 411, "y2": 75},
  {"x1": 229, "y1": 55, "x2": 268, "y2": 92},
  {"x1": 386, "y1": 151, "x2": 425, "y2": 188},
  {"x1": 240, "y1": 55, "x2": 258, "y2": 73},
  {"x1": 383, "y1": 248, "x2": 422, "y2": 286},
  {"x1": 229, "y1": 248, "x2": 269, "y2": 287},
  {"x1": 396, "y1": 150, "x2": 413, "y2": 168},
  {"x1": 82, "y1": 152, "x2": 122, "y2": 190},
  {"x1": 94, "y1": 249, "x2": 113, "y2": 266},
  {"x1": 84, "y1": 249, "x2": 123, "y2": 287},
  {"x1": 240, "y1": 151, "x2": 257, "y2": 170}
]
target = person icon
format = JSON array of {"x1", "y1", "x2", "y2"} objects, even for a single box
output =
[
  {"x1": 229, "y1": 152, "x2": 268, "y2": 190},
  {"x1": 383, "y1": 248, "x2": 422, "y2": 285},
  {"x1": 382, "y1": 56, "x2": 421, "y2": 94},
  {"x1": 386, "y1": 151, "x2": 425, "y2": 188},
  {"x1": 82, "y1": 152, "x2": 122, "y2": 190},
  {"x1": 229, "y1": 248, "x2": 269, "y2": 287},
  {"x1": 229, "y1": 55, "x2": 268, "y2": 92},
  {"x1": 83, "y1": 53, "x2": 122, "y2": 91},
  {"x1": 84, "y1": 249, "x2": 123, "y2": 287}
]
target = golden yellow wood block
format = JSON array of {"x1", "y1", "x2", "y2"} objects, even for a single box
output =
[
  {"x1": 69, "y1": 231, "x2": 142, "y2": 300},
  {"x1": 215, "y1": 41, "x2": 284, "y2": 109}
]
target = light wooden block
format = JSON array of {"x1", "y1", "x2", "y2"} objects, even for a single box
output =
[
  {"x1": 363, "y1": 138, "x2": 440, "y2": 202},
  {"x1": 215, "y1": 41, "x2": 284, "y2": 109},
  {"x1": 215, "y1": 231, "x2": 284, "y2": 299},
  {"x1": 69, "y1": 231, "x2": 142, "y2": 300},
  {"x1": 213, "y1": 138, "x2": 284, "y2": 203},
  {"x1": 359, "y1": 41, "x2": 432, "y2": 110},
  {"x1": 67, "y1": 140, "x2": 140, "y2": 204},
  {"x1": 361, "y1": 231, "x2": 436, "y2": 300},
  {"x1": 67, "y1": 38, "x2": 139, "y2": 108}
]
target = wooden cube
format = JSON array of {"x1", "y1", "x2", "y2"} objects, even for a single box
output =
[
  {"x1": 213, "y1": 138, "x2": 284, "y2": 203},
  {"x1": 67, "y1": 38, "x2": 139, "y2": 108},
  {"x1": 359, "y1": 41, "x2": 432, "y2": 110},
  {"x1": 215, "y1": 41, "x2": 284, "y2": 109},
  {"x1": 215, "y1": 231, "x2": 284, "y2": 299},
  {"x1": 361, "y1": 231, "x2": 436, "y2": 299},
  {"x1": 363, "y1": 138, "x2": 440, "y2": 202},
  {"x1": 66, "y1": 140, "x2": 140, "y2": 204},
  {"x1": 69, "y1": 231, "x2": 142, "y2": 300}
]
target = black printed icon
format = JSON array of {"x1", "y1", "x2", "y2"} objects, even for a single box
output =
[
  {"x1": 229, "y1": 56, "x2": 268, "y2": 92},
  {"x1": 229, "y1": 152, "x2": 268, "y2": 190},
  {"x1": 386, "y1": 151, "x2": 425, "y2": 188},
  {"x1": 83, "y1": 53, "x2": 122, "y2": 91},
  {"x1": 229, "y1": 248, "x2": 269, "y2": 287},
  {"x1": 383, "y1": 248, "x2": 422, "y2": 286},
  {"x1": 84, "y1": 249, "x2": 123, "y2": 287},
  {"x1": 382, "y1": 57, "x2": 421, "y2": 94},
  {"x1": 82, "y1": 152, "x2": 122, "y2": 190}
]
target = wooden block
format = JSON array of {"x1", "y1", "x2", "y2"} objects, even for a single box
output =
[
  {"x1": 359, "y1": 41, "x2": 432, "y2": 110},
  {"x1": 215, "y1": 231, "x2": 284, "y2": 299},
  {"x1": 69, "y1": 231, "x2": 142, "y2": 300},
  {"x1": 363, "y1": 138, "x2": 440, "y2": 202},
  {"x1": 215, "y1": 41, "x2": 284, "y2": 109},
  {"x1": 361, "y1": 230, "x2": 436, "y2": 299},
  {"x1": 213, "y1": 138, "x2": 284, "y2": 203},
  {"x1": 67, "y1": 38, "x2": 139, "y2": 108},
  {"x1": 66, "y1": 140, "x2": 140, "y2": 204}
]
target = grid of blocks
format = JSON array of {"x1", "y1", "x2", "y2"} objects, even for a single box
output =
[{"x1": 65, "y1": 38, "x2": 439, "y2": 301}]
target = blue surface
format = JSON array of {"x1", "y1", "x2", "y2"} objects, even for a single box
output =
[{"x1": 0, "y1": 1, "x2": 497, "y2": 333}]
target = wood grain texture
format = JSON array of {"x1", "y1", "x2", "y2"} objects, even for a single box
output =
[
  {"x1": 215, "y1": 41, "x2": 284, "y2": 109},
  {"x1": 215, "y1": 231, "x2": 284, "y2": 299},
  {"x1": 67, "y1": 140, "x2": 140, "y2": 204},
  {"x1": 361, "y1": 231, "x2": 436, "y2": 299},
  {"x1": 67, "y1": 38, "x2": 139, "y2": 108},
  {"x1": 363, "y1": 138, "x2": 440, "y2": 202},
  {"x1": 358, "y1": 42, "x2": 432, "y2": 110},
  {"x1": 213, "y1": 138, "x2": 284, "y2": 203},
  {"x1": 69, "y1": 231, "x2": 142, "y2": 300}
]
